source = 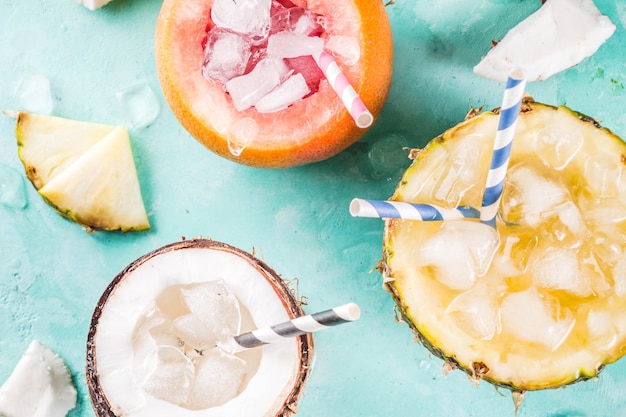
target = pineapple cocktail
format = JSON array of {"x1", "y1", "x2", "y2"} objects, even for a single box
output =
[{"x1": 382, "y1": 98, "x2": 626, "y2": 392}]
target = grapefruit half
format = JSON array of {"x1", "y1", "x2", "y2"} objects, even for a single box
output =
[{"x1": 155, "y1": 0, "x2": 393, "y2": 168}]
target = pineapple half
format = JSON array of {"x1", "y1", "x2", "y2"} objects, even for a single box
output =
[
  {"x1": 14, "y1": 112, "x2": 150, "y2": 232},
  {"x1": 382, "y1": 98, "x2": 626, "y2": 392}
]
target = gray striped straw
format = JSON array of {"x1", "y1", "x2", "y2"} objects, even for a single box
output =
[{"x1": 232, "y1": 303, "x2": 360, "y2": 350}]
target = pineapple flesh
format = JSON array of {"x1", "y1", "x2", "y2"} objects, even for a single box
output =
[
  {"x1": 15, "y1": 112, "x2": 150, "y2": 232},
  {"x1": 382, "y1": 99, "x2": 626, "y2": 391}
]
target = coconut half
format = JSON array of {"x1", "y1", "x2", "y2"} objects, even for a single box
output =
[{"x1": 86, "y1": 239, "x2": 313, "y2": 417}]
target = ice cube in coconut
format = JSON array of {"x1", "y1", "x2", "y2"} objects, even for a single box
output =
[
  {"x1": 225, "y1": 58, "x2": 289, "y2": 111},
  {"x1": 500, "y1": 289, "x2": 575, "y2": 351},
  {"x1": 203, "y1": 28, "x2": 253, "y2": 84},
  {"x1": 142, "y1": 346, "x2": 195, "y2": 405},
  {"x1": 417, "y1": 220, "x2": 498, "y2": 291},
  {"x1": 186, "y1": 348, "x2": 247, "y2": 410},
  {"x1": 172, "y1": 314, "x2": 218, "y2": 352},
  {"x1": 180, "y1": 280, "x2": 242, "y2": 343},
  {"x1": 211, "y1": 0, "x2": 272, "y2": 41}
]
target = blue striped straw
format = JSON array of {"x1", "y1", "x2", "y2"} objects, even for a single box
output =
[
  {"x1": 480, "y1": 68, "x2": 527, "y2": 227},
  {"x1": 350, "y1": 198, "x2": 480, "y2": 221},
  {"x1": 229, "y1": 303, "x2": 360, "y2": 351}
]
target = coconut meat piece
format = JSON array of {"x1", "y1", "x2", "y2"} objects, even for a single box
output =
[
  {"x1": 473, "y1": 0, "x2": 616, "y2": 82},
  {"x1": 94, "y1": 247, "x2": 301, "y2": 416},
  {"x1": 0, "y1": 340, "x2": 77, "y2": 417}
]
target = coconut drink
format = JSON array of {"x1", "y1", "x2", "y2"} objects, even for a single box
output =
[
  {"x1": 380, "y1": 96, "x2": 626, "y2": 399},
  {"x1": 86, "y1": 239, "x2": 312, "y2": 416}
]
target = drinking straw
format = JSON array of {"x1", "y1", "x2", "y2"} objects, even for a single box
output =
[
  {"x1": 480, "y1": 68, "x2": 527, "y2": 227},
  {"x1": 313, "y1": 50, "x2": 373, "y2": 129},
  {"x1": 230, "y1": 303, "x2": 360, "y2": 350},
  {"x1": 350, "y1": 198, "x2": 480, "y2": 221}
]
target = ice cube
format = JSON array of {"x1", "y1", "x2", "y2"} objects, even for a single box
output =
[
  {"x1": 267, "y1": 32, "x2": 323, "y2": 58},
  {"x1": 325, "y1": 35, "x2": 361, "y2": 65},
  {"x1": 0, "y1": 164, "x2": 28, "y2": 209},
  {"x1": 493, "y1": 229, "x2": 538, "y2": 276},
  {"x1": 501, "y1": 289, "x2": 575, "y2": 351},
  {"x1": 225, "y1": 58, "x2": 289, "y2": 111},
  {"x1": 584, "y1": 153, "x2": 623, "y2": 198},
  {"x1": 534, "y1": 126, "x2": 583, "y2": 170},
  {"x1": 202, "y1": 28, "x2": 253, "y2": 84},
  {"x1": 613, "y1": 258, "x2": 626, "y2": 298},
  {"x1": 417, "y1": 220, "x2": 499, "y2": 290},
  {"x1": 115, "y1": 82, "x2": 160, "y2": 129},
  {"x1": 366, "y1": 133, "x2": 410, "y2": 180},
  {"x1": 446, "y1": 283, "x2": 500, "y2": 340},
  {"x1": 581, "y1": 198, "x2": 626, "y2": 226},
  {"x1": 15, "y1": 74, "x2": 53, "y2": 114},
  {"x1": 172, "y1": 314, "x2": 218, "y2": 352},
  {"x1": 433, "y1": 138, "x2": 484, "y2": 207},
  {"x1": 587, "y1": 309, "x2": 617, "y2": 350},
  {"x1": 270, "y1": 7, "x2": 319, "y2": 35},
  {"x1": 180, "y1": 280, "x2": 241, "y2": 343},
  {"x1": 254, "y1": 73, "x2": 309, "y2": 113},
  {"x1": 591, "y1": 226, "x2": 625, "y2": 265},
  {"x1": 501, "y1": 164, "x2": 570, "y2": 227},
  {"x1": 531, "y1": 249, "x2": 592, "y2": 297},
  {"x1": 142, "y1": 346, "x2": 194, "y2": 405},
  {"x1": 212, "y1": 0, "x2": 272, "y2": 41},
  {"x1": 185, "y1": 348, "x2": 247, "y2": 409}
]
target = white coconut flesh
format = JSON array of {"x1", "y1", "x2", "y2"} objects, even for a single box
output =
[
  {"x1": 473, "y1": 0, "x2": 616, "y2": 82},
  {"x1": 0, "y1": 340, "x2": 77, "y2": 417},
  {"x1": 89, "y1": 241, "x2": 307, "y2": 416}
]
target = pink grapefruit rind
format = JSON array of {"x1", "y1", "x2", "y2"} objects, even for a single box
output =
[{"x1": 155, "y1": 0, "x2": 393, "y2": 168}]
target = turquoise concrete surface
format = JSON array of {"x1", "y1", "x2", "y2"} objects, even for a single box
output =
[{"x1": 1, "y1": 0, "x2": 625, "y2": 416}]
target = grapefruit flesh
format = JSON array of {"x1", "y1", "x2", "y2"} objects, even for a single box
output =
[{"x1": 155, "y1": 0, "x2": 393, "y2": 168}]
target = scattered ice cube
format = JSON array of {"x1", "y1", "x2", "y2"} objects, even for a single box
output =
[
  {"x1": 531, "y1": 248, "x2": 592, "y2": 297},
  {"x1": 15, "y1": 74, "x2": 53, "y2": 114},
  {"x1": 267, "y1": 32, "x2": 324, "y2": 58},
  {"x1": 180, "y1": 280, "x2": 241, "y2": 343},
  {"x1": 417, "y1": 220, "x2": 499, "y2": 290},
  {"x1": 172, "y1": 314, "x2": 218, "y2": 352},
  {"x1": 446, "y1": 283, "x2": 500, "y2": 340},
  {"x1": 255, "y1": 73, "x2": 309, "y2": 113},
  {"x1": 500, "y1": 289, "x2": 575, "y2": 351},
  {"x1": 203, "y1": 28, "x2": 253, "y2": 84},
  {"x1": 584, "y1": 153, "x2": 622, "y2": 198},
  {"x1": 270, "y1": 7, "x2": 319, "y2": 35},
  {"x1": 0, "y1": 164, "x2": 28, "y2": 209},
  {"x1": 501, "y1": 163, "x2": 571, "y2": 227},
  {"x1": 142, "y1": 346, "x2": 194, "y2": 405},
  {"x1": 212, "y1": 0, "x2": 272, "y2": 41},
  {"x1": 185, "y1": 348, "x2": 247, "y2": 410},
  {"x1": 366, "y1": 133, "x2": 409, "y2": 180},
  {"x1": 326, "y1": 35, "x2": 361, "y2": 65},
  {"x1": 534, "y1": 126, "x2": 583, "y2": 170},
  {"x1": 116, "y1": 82, "x2": 160, "y2": 129},
  {"x1": 225, "y1": 58, "x2": 289, "y2": 111}
]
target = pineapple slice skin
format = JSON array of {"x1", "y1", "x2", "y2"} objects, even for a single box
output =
[{"x1": 382, "y1": 98, "x2": 626, "y2": 391}]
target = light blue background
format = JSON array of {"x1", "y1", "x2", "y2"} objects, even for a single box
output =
[{"x1": 1, "y1": 1, "x2": 625, "y2": 416}]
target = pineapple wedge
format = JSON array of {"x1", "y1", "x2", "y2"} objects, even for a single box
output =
[
  {"x1": 14, "y1": 112, "x2": 150, "y2": 232},
  {"x1": 382, "y1": 98, "x2": 626, "y2": 392}
]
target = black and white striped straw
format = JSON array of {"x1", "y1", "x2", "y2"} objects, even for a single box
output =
[{"x1": 232, "y1": 303, "x2": 361, "y2": 350}]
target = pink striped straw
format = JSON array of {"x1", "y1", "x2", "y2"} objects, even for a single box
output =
[{"x1": 313, "y1": 50, "x2": 374, "y2": 129}]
